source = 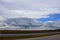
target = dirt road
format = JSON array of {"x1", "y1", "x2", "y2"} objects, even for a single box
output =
[{"x1": 18, "y1": 34, "x2": 60, "y2": 40}]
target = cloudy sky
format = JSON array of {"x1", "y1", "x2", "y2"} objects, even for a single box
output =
[{"x1": 0, "y1": 0, "x2": 60, "y2": 21}]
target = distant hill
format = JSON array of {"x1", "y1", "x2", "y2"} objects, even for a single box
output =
[
  {"x1": 0, "y1": 17, "x2": 42, "y2": 29},
  {"x1": 0, "y1": 17, "x2": 60, "y2": 30}
]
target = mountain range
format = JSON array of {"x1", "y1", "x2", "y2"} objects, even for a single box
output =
[
  {"x1": 0, "y1": 17, "x2": 42, "y2": 29},
  {"x1": 0, "y1": 17, "x2": 60, "y2": 30}
]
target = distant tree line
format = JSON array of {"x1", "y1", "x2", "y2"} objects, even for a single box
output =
[{"x1": 0, "y1": 29, "x2": 60, "y2": 34}]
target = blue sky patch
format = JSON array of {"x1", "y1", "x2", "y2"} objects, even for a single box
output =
[{"x1": 38, "y1": 13, "x2": 60, "y2": 23}]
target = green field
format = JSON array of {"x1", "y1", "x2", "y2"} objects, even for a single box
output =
[
  {"x1": 0, "y1": 29, "x2": 60, "y2": 40},
  {"x1": 0, "y1": 32, "x2": 60, "y2": 40}
]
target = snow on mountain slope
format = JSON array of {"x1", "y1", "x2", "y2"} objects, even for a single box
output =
[
  {"x1": 40, "y1": 21, "x2": 60, "y2": 30},
  {"x1": 0, "y1": 17, "x2": 42, "y2": 29},
  {"x1": 0, "y1": 17, "x2": 60, "y2": 30},
  {"x1": 6, "y1": 17, "x2": 42, "y2": 27},
  {"x1": 0, "y1": 16, "x2": 7, "y2": 26}
]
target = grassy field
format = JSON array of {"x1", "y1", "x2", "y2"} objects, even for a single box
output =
[
  {"x1": 0, "y1": 29, "x2": 60, "y2": 40},
  {"x1": 0, "y1": 29, "x2": 60, "y2": 34},
  {"x1": 0, "y1": 32, "x2": 60, "y2": 40}
]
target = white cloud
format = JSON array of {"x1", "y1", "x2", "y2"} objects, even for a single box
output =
[
  {"x1": 0, "y1": 0, "x2": 60, "y2": 18},
  {"x1": 0, "y1": 16, "x2": 6, "y2": 21}
]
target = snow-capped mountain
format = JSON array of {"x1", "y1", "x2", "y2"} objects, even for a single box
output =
[
  {"x1": 0, "y1": 17, "x2": 42, "y2": 28},
  {"x1": 0, "y1": 17, "x2": 7, "y2": 26},
  {"x1": 0, "y1": 17, "x2": 60, "y2": 30},
  {"x1": 41, "y1": 21, "x2": 60, "y2": 30},
  {"x1": 6, "y1": 17, "x2": 42, "y2": 27}
]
